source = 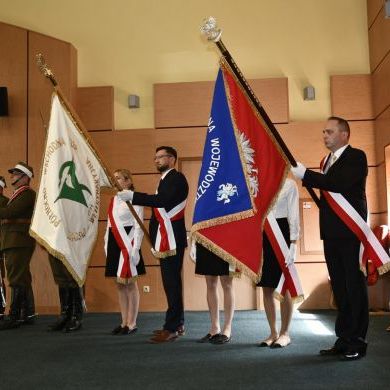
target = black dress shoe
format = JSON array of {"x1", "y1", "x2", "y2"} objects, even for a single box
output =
[
  {"x1": 197, "y1": 333, "x2": 212, "y2": 343},
  {"x1": 121, "y1": 326, "x2": 138, "y2": 335},
  {"x1": 210, "y1": 334, "x2": 231, "y2": 344},
  {"x1": 111, "y1": 325, "x2": 124, "y2": 335},
  {"x1": 340, "y1": 351, "x2": 365, "y2": 361},
  {"x1": 319, "y1": 346, "x2": 341, "y2": 356}
]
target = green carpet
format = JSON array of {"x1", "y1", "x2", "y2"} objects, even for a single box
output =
[{"x1": 1, "y1": 310, "x2": 389, "y2": 389}]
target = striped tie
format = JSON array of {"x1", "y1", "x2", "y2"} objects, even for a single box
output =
[{"x1": 325, "y1": 153, "x2": 337, "y2": 173}]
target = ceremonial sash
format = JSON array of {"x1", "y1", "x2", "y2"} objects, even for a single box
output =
[
  {"x1": 105, "y1": 196, "x2": 138, "y2": 283},
  {"x1": 320, "y1": 157, "x2": 390, "y2": 275},
  {"x1": 8, "y1": 185, "x2": 30, "y2": 204},
  {"x1": 263, "y1": 212, "x2": 304, "y2": 303},
  {"x1": 153, "y1": 200, "x2": 186, "y2": 258}
]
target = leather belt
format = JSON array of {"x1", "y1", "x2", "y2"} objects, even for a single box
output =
[{"x1": 1, "y1": 218, "x2": 31, "y2": 225}]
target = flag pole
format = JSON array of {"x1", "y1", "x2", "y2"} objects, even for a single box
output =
[
  {"x1": 35, "y1": 54, "x2": 153, "y2": 247},
  {"x1": 200, "y1": 18, "x2": 320, "y2": 208}
]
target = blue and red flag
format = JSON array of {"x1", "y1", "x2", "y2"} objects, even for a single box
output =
[{"x1": 191, "y1": 59, "x2": 289, "y2": 282}]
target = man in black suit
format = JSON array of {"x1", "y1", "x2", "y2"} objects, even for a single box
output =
[
  {"x1": 118, "y1": 146, "x2": 189, "y2": 343},
  {"x1": 291, "y1": 116, "x2": 369, "y2": 361}
]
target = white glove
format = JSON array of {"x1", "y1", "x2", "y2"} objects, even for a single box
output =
[
  {"x1": 189, "y1": 240, "x2": 197, "y2": 262},
  {"x1": 151, "y1": 247, "x2": 158, "y2": 258},
  {"x1": 290, "y1": 162, "x2": 306, "y2": 179},
  {"x1": 285, "y1": 243, "x2": 297, "y2": 266},
  {"x1": 117, "y1": 190, "x2": 134, "y2": 202},
  {"x1": 131, "y1": 247, "x2": 140, "y2": 266}
]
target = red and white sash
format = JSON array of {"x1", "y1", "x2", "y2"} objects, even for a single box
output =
[
  {"x1": 264, "y1": 212, "x2": 304, "y2": 303},
  {"x1": 105, "y1": 196, "x2": 138, "y2": 283},
  {"x1": 8, "y1": 185, "x2": 30, "y2": 204},
  {"x1": 320, "y1": 157, "x2": 390, "y2": 275},
  {"x1": 153, "y1": 200, "x2": 186, "y2": 258}
]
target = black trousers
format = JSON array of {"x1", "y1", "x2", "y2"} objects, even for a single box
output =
[
  {"x1": 324, "y1": 238, "x2": 369, "y2": 350},
  {"x1": 160, "y1": 247, "x2": 185, "y2": 332}
]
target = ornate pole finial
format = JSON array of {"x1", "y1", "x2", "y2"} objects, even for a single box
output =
[
  {"x1": 36, "y1": 53, "x2": 58, "y2": 86},
  {"x1": 200, "y1": 17, "x2": 222, "y2": 42}
]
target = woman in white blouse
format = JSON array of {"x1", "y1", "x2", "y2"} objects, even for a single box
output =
[
  {"x1": 104, "y1": 169, "x2": 145, "y2": 335},
  {"x1": 257, "y1": 177, "x2": 300, "y2": 348}
]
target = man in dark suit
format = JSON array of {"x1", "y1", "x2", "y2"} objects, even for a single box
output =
[
  {"x1": 118, "y1": 146, "x2": 189, "y2": 343},
  {"x1": 291, "y1": 116, "x2": 369, "y2": 361},
  {"x1": 0, "y1": 162, "x2": 36, "y2": 330},
  {"x1": 0, "y1": 176, "x2": 9, "y2": 320}
]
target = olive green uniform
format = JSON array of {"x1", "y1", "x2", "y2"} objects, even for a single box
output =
[{"x1": 0, "y1": 187, "x2": 36, "y2": 286}]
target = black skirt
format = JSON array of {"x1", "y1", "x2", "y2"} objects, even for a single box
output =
[
  {"x1": 195, "y1": 243, "x2": 230, "y2": 276},
  {"x1": 105, "y1": 226, "x2": 146, "y2": 277},
  {"x1": 257, "y1": 218, "x2": 290, "y2": 288}
]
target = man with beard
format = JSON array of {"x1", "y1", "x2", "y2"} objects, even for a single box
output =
[{"x1": 118, "y1": 146, "x2": 189, "y2": 343}]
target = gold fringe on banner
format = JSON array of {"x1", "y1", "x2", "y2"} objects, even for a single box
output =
[{"x1": 192, "y1": 232, "x2": 262, "y2": 283}]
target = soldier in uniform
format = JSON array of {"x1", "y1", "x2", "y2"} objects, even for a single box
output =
[
  {"x1": 0, "y1": 176, "x2": 9, "y2": 320},
  {"x1": 0, "y1": 162, "x2": 36, "y2": 330},
  {"x1": 47, "y1": 254, "x2": 84, "y2": 332}
]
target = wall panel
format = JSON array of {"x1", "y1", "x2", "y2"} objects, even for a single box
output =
[
  {"x1": 367, "y1": 166, "x2": 380, "y2": 212},
  {"x1": 156, "y1": 127, "x2": 207, "y2": 159},
  {"x1": 367, "y1": 0, "x2": 384, "y2": 28},
  {"x1": 375, "y1": 105, "x2": 390, "y2": 163},
  {"x1": 0, "y1": 22, "x2": 28, "y2": 178},
  {"x1": 76, "y1": 86, "x2": 114, "y2": 131},
  {"x1": 369, "y1": 3, "x2": 390, "y2": 71},
  {"x1": 91, "y1": 129, "x2": 156, "y2": 173},
  {"x1": 372, "y1": 51, "x2": 390, "y2": 118},
  {"x1": 154, "y1": 77, "x2": 288, "y2": 128},
  {"x1": 330, "y1": 74, "x2": 373, "y2": 120},
  {"x1": 374, "y1": 163, "x2": 387, "y2": 212}
]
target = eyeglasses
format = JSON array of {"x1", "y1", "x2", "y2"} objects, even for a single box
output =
[{"x1": 154, "y1": 154, "x2": 173, "y2": 161}]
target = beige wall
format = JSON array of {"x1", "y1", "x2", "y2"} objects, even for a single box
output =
[{"x1": 0, "y1": 0, "x2": 369, "y2": 129}]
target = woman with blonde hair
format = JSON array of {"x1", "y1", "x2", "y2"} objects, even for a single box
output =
[{"x1": 104, "y1": 169, "x2": 145, "y2": 335}]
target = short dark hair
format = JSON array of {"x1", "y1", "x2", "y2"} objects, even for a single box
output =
[
  {"x1": 328, "y1": 116, "x2": 350, "y2": 138},
  {"x1": 156, "y1": 146, "x2": 177, "y2": 162}
]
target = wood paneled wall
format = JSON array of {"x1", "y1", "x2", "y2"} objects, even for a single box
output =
[
  {"x1": 154, "y1": 77, "x2": 289, "y2": 128},
  {"x1": 0, "y1": 23, "x2": 28, "y2": 178},
  {"x1": 76, "y1": 87, "x2": 114, "y2": 131},
  {"x1": 368, "y1": 0, "x2": 390, "y2": 225},
  {"x1": 367, "y1": 0, "x2": 390, "y2": 307}
]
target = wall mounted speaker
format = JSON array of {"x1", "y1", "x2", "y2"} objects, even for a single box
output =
[
  {"x1": 0, "y1": 87, "x2": 9, "y2": 116},
  {"x1": 303, "y1": 86, "x2": 315, "y2": 101},
  {"x1": 128, "y1": 94, "x2": 140, "y2": 108}
]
